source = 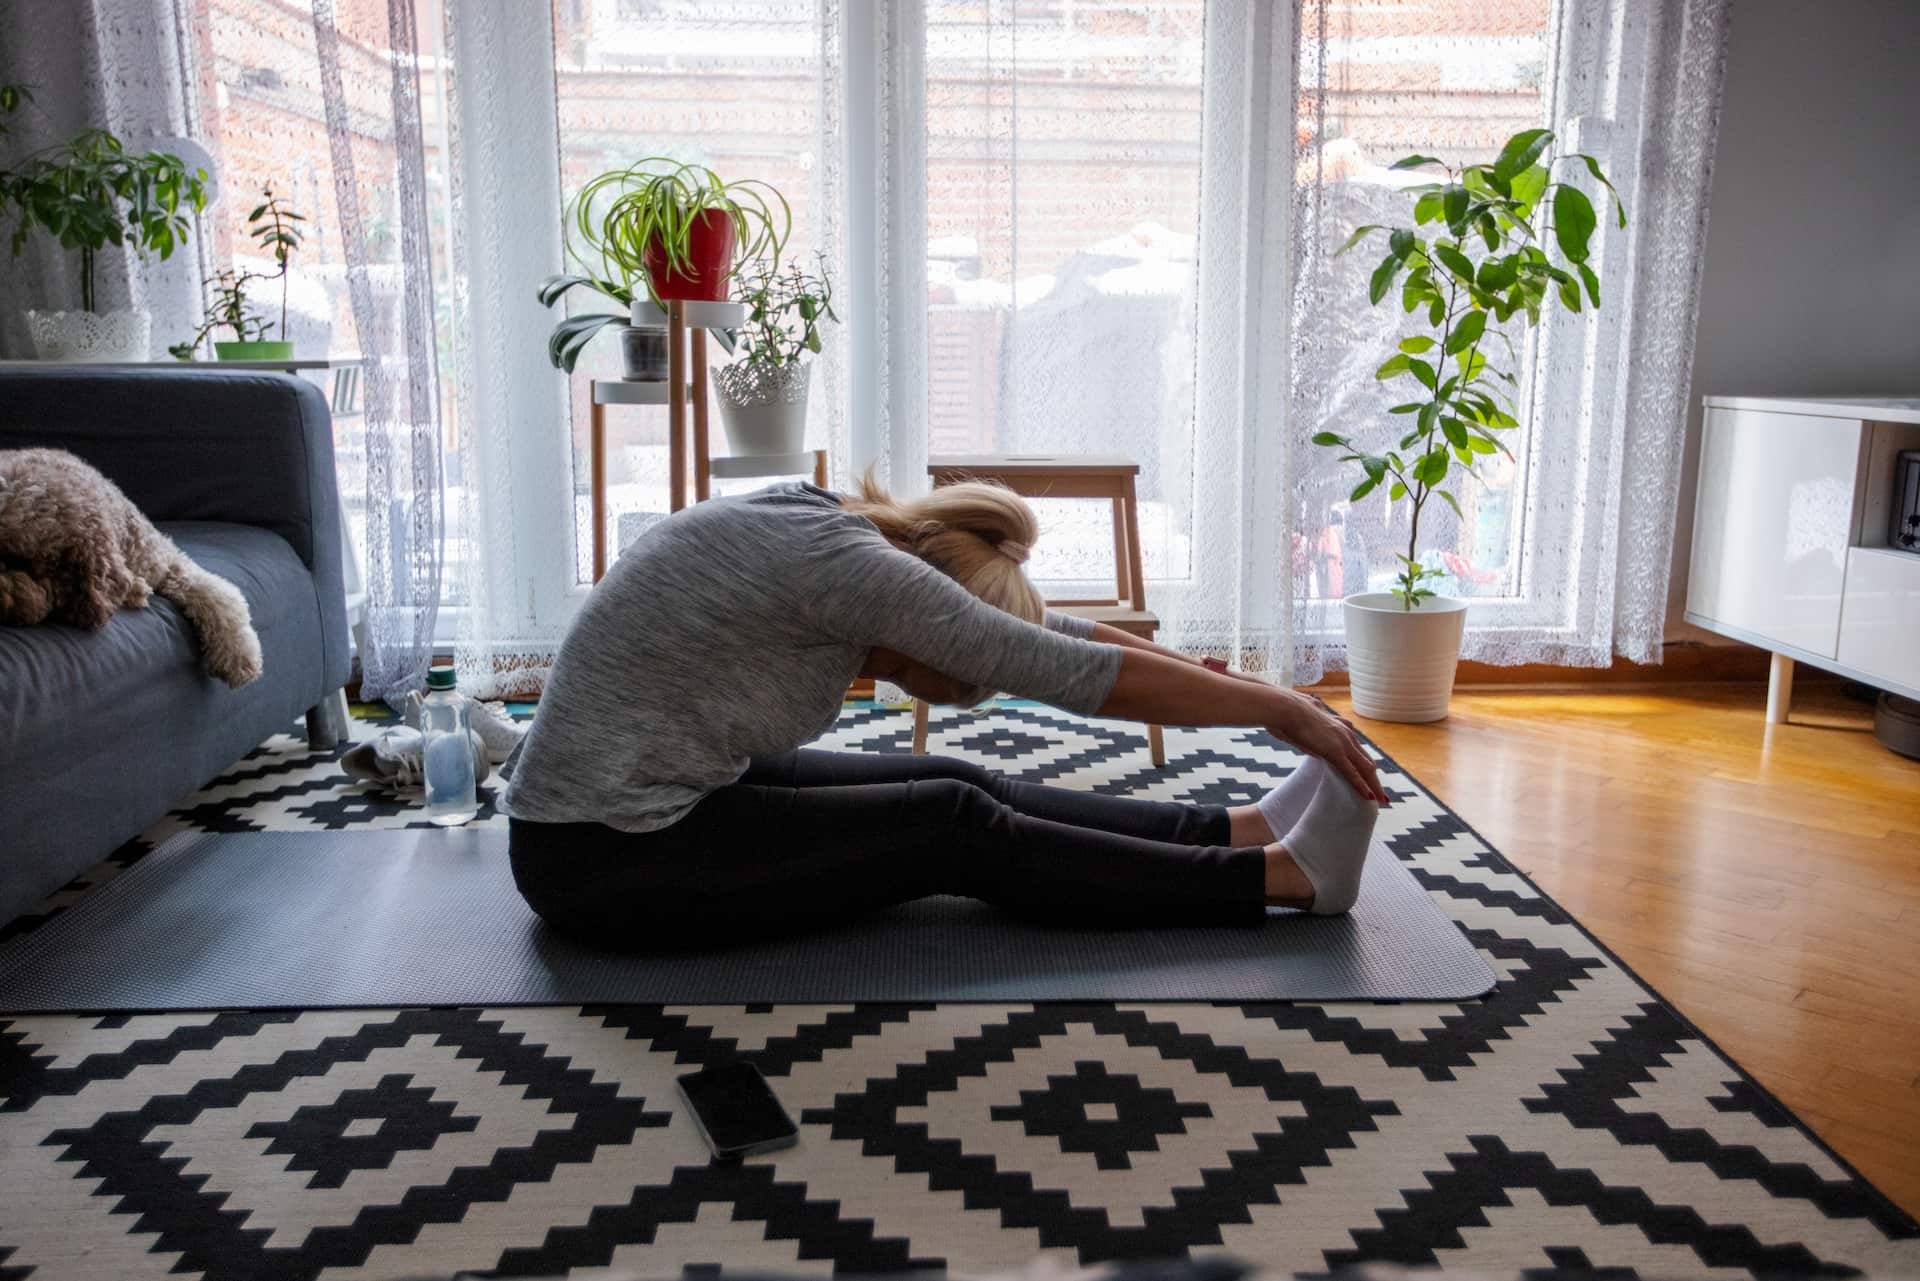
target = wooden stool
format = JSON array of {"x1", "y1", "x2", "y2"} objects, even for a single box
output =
[{"x1": 910, "y1": 453, "x2": 1167, "y2": 766}]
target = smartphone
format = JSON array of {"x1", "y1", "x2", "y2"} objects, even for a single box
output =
[{"x1": 677, "y1": 1062, "x2": 799, "y2": 1160}]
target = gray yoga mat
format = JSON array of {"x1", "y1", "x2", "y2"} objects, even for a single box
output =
[{"x1": 0, "y1": 829, "x2": 1495, "y2": 1010}]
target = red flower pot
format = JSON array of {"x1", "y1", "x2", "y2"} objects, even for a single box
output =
[{"x1": 642, "y1": 209, "x2": 737, "y2": 302}]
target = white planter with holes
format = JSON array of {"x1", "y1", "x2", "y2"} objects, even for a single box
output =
[
  {"x1": 713, "y1": 360, "x2": 811, "y2": 456},
  {"x1": 1342, "y1": 592, "x2": 1468, "y2": 723},
  {"x1": 24, "y1": 308, "x2": 152, "y2": 362}
]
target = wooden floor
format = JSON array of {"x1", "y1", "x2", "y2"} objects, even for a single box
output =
[{"x1": 1313, "y1": 680, "x2": 1920, "y2": 1215}]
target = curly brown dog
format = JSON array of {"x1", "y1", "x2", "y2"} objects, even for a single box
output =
[{"x1": 0, "y1": 448, "x2": 263, "y2": 687}]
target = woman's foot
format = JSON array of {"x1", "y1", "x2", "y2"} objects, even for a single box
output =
[
  {"x1": 1279, "y1": 769, "x2": 1380, "y2": 914},
  {"x1": 1253, "y1": 756, "x2": 1327, "y2": 842}
]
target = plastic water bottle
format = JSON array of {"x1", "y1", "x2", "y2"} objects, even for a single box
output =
[{"x1": 420, "y1": 665, "x2": 477, "y2": 827}]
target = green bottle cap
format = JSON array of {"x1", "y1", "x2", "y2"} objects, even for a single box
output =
[{"x1": 425, "y1": 665, "x2": 456, "y2": 691}]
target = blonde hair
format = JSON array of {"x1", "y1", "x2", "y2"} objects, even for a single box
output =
[{"x1": 841, "y1": 469, "x2": 1045, "y2": 703}]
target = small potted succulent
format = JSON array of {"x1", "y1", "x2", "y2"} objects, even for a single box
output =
[
  {"x1": 0, "y1": 105, "x2": 210, "y2": 361},
  {"x1": 1315, "y1": 126, "x2": 1622, "y2": 721},
  {"x1": 713, "y1": 256, "x2": 836, "y2": 456},
  {"x1": 168, "y1": 186, "x2": 304, "y2": 361}
]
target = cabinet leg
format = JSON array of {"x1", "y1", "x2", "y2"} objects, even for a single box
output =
[
  {"x1": 911, "y1": 698, "x2": 930, "y2": 755},
  {"x1": 1148, "y1": 722, "x2": 1167, "y2": 767},
  {"x1": 1766, "y1": 652, "x2": 1795, "y2": 725}
]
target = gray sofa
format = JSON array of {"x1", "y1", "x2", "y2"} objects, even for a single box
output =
[{"x1": 0, "y1": 367, "x2": 352, "y2": 926}]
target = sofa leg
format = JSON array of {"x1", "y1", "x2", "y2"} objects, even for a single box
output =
[{"x1": 306, "y1": 688, "x2": 352, "y2": 749}]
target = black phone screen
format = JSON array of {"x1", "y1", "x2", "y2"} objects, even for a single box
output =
[{"x1": 677, "y1": 1062, "x2": 798, "y2": 1157}]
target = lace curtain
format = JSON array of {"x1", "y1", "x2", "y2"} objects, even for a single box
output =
[
  {"x1": 0, "y1": 0, "x2": 446, "y2": 703},
  {"x1": 1284, "y1": 0, "x2": 1731, "y2": 674}
]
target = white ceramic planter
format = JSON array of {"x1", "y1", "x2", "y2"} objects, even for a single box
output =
[
  {"x1": 1343, "y1": 592, "x2": 1468, "y2": 723},
  {"x1": 713, "y1": 361, "x2": 811, "y2": 456},
  {"x1": 24, "y1": 308, "x2": 152, "y2": 362}
]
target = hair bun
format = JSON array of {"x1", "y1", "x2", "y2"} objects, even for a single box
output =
[{"x1": 997, "y1": 539, "x2": 1030, "y2": 565}]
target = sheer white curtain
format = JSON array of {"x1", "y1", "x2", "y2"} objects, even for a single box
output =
[{"x1": 434, "y1": 0, "x2": 1729, "y2": 689}]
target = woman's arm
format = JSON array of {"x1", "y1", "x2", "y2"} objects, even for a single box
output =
[{"x1": 1097, "y1": 647, "x2": 1389, "y2": 804}]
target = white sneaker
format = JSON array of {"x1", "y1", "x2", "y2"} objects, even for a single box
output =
[
  {"x1": 342, "y1": 725, "x2": 490, "y2": 790},
  {"x1": 403, "y1": 691, "x2": 526, "y2": 762}
]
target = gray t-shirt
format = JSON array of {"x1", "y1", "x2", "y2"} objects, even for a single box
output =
[{"x1": 501, "y1": 482, "x2": 1123, "y2": 832}]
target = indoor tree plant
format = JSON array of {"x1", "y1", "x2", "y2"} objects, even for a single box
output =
[
  {"x1": 1, "y1": 121, "x2": 210, "y2": 361},
  {"x1": 713, "y1": 256, "x2": 836, "y2": 456},
  {"x1": 168, "y1": 186, "x2": 304, "y2": 361},
  {"x1": 1315, "y1": 126, "x2": 1623, "y2": 722}
]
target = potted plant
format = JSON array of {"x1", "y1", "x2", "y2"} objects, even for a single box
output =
[
  {"x1": 708, "y1": 257, "x2": 836, "y2": 457},
  {"x1": 1315, "y1": 127, "x2": 1623, "y2": 721},
  {"x1": 568, "y1": 158, "x2": 787, "y2": 305},
  {"x1": 168, "y1": 187, "x2": 304, "y2": 361},
  {"x1": 538, "y1": 159, "x2": 783, "y2": 377},
  {"x1": 534, "y1": 269, "x2": 662, "y2": 377},
  {"x1": 0, "y1": 119, "x2": 210, "y2": 361}
]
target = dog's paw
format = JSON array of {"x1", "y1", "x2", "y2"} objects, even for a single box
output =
[{"x1": 207, "y1": 627, "x2": 265, "y2": 688}]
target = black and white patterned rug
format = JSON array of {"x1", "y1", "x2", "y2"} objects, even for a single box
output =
[{"x1": 2, "y1": 702, "x2": 1916, "y2": 1279}]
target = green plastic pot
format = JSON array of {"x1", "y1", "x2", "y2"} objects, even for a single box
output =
[{"x1": 214, "y1": 340, "x2": 294, "y2": 361}]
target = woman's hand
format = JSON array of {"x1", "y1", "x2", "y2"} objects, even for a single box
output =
[{"x1": 1268, "y1": 689, "x2": 1390, "y2": 805}]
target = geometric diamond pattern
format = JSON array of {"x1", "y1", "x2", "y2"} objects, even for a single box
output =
[{"x1": 1, "y1": 701, "x2": 1916, "y2": 1278}]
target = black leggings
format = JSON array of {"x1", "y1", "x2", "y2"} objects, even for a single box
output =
[{"x1": 508, "y1": 749, "x2": 1267, "y2": 948}]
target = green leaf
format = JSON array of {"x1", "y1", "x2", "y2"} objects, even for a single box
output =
[
  {"x1": 1428, "y1": 297, "x2": 1446, "y2": 327},
  {"x1": 1444, "y1": 310, "x2": 1487, "y2": 354},
  {"x1": 1442, "y1": 185, "x2": 1469, "y2": 232},
  {"x1": 1389, "y1": 228, "x2": 1416, "y2": 258},
  {"x1": 1413, "y1": 191, "x2": 1443, "y2": 225},
  {"x1": 1558, "y1": 275, "x2": 1583, "y2": 311},
  {"x1": 1494, "y1": 128, "x2": 1554, "y2": 185},
  {"x1": 1363, "y1": 455, "x2": 1388, "y2": 483},
  {"x1": 1415, "y1": 450, "x2": 1451, "y2": 486},
  {"x1": 1390, "y1": 481, "x2": 1408, "y2": 500},
  {"x1": 1375, "y1": 353, "x2": 1411, "y2": 380},
  {"x1": 1417, "y1": 401, "x2": 1441, "y2": 435},
  {"x1": 1350, "y1": 476, "x2": 1378, "y2": 502},
  {"x1": 1389, "y1": 154, "x2": 1445, "y2": 170},
  {"x1": 1477, "y1": 257, "x2": 1518, "y2": 292},
  {"x1": 1334, "y1": 223, "x2": 1383, "y2": 256},
  {"x1": 1434, "y1": 243, "x2": 1476, "y2": 284},
  {"x1": 1368, "y1": 253, "x2": 1402, "y2": 305},
  {"x1": 1478, "y1": 213, "x2": 1500, "y2": 251},
  {"x1": 1388, "y1": 401, "x2": 1423, "y2": 413},
  {"x1": 1510, "y1": 162, "x2": 1549, "y2": 211},
  {"x1": 1408, "y1": 358, "x2": 1437, "y2": 390},
  {"x1": 1399, "y1": 335, "x2": 1436, "y2": 354},
  {"x1": 1310, "y1": 431, "x2": 1345, "y2": 446},
  {"x1": 1553, "y1": 184, "x2": 1597, "y2": 263},
  {"x1": 1468, "y1": 434, "x2": 1499, "y2": 455},
  {"x1": 1436, "y1": 488, "x2": 1463, "y2": 518},
  {"x1": 1573, "y1": 153, "x2": 1627, "y2": 226},
  {"x1": 1578, "y1": 260, "x2": 1601, "y2": 307},
  {"x1": 1441, "y1": 416, "x2": 1470, "y2": 449}
]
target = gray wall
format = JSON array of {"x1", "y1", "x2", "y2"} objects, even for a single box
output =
[{"x1": 1669, "y1": 0, "x2": 1920, "y2": 639}]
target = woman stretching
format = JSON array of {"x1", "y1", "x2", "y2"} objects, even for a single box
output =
[{"x1": 502, "y1": 477, "x2": 1388, "y2": 947}]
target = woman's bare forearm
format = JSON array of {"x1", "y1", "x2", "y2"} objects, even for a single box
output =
[
  {"x1": 1096, "y1": 646, "x2": 1284, "y2": 727},
  {"x1": 1086, "y1": 621, "x2": 1274, "y2": 687},
  {"x1": 1093, "y1": 647, "x2": 1390, "y2": 803}
]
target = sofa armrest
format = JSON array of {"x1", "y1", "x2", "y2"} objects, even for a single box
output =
[{"x1": 0, "y1": 365, "x2": 351, "y2": 687}]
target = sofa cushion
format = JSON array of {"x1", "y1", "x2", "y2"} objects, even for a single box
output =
[{"x1": 0, "y1": 522, "x2": 326, "y2": 922}]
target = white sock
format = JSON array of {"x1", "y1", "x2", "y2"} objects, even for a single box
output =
[
  {"x1": 1256, "y1": 756, "x2": 1326, "y2": 843},
  {"x1": 1281, "y1": 769, "x2": 1380, "y2": 915}
]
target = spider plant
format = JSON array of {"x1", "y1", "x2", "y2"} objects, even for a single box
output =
[
  {"x1": 570, "y1": 158, "x2": 788, "y2": 301},
  {"x1": 538, "y1": 159, "x2": 783, "y2": 371}
]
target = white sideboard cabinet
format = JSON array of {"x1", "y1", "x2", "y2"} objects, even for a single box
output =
[{"x1": 1686, "y1": 396, "x2": 1920, "y2": 721}]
